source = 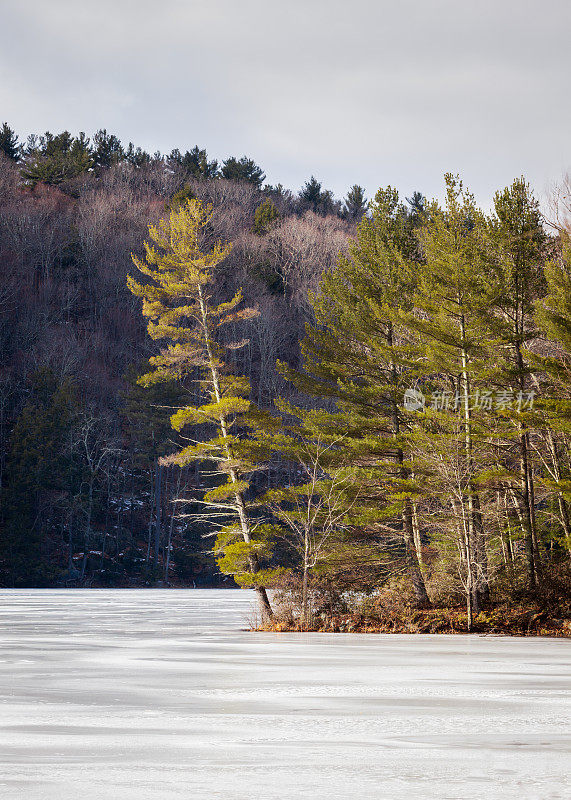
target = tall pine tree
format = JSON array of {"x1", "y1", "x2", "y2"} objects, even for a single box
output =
[
  {"x1": 533, "y1": 237, "x2": 571, "y2": 554},
  {"x1": 128, "y1": 199, "x2": 274, "y2": 617},
  {"x1": 409, "y1": 175, "x2": 494, "y2": 625},
  {"x1": 487, "y1": 178, "x2": 547, "y2": 585},
  {"x1": 283, "y1": 186, "x2": 431, "y2": 607}
]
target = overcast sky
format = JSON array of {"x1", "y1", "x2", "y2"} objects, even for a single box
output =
[{"x1": 1, "y1": 0, "x2": 569, "y2": 206}]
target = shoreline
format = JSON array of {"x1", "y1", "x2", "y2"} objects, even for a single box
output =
[{"x1": 258, "y1": 605, "x2": 571, "y2": 638}]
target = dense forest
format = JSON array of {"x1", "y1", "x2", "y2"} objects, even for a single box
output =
[{"x1": 0, "y1": 123, "x2": 569, "y2": 635}]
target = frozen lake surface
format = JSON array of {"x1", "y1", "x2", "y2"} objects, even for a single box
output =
[{"x1": 0, "y1": 590, "x2": 569, "y2": 800}]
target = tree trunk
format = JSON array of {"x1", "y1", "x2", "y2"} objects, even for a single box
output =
[
  {"x1": 198, "y1": 286, "x2": 273, "y2": 620},
  {"x1": 498, "y1": 493, "x2": 512, "y2": 571},
  {"x1": 165, "y1": 468, "x2": 182, "y2": 583},
  {"x1": 502, "y1": 492, "x2": 515, "y2": 565},
  {"x1": 545, "y1": 430, "x2": 571, "y2": 555},
  {"x1": 80, "y1": 480, "x2": 94, "y2": 582},
  {"x1": 460, "y1": 316, "x2": 481, "y2": 623},
  {"x1": 301, "y1": 531, "x2": 310, "y2": 630},
  {"x1": 473, "y1": 493, "x2": 489, "y2": 604},
  {"x1": 388, "y1": 326, "x2": 430, "y2": 607},
  {"x1": 145, "y1": 464, "x2": 154, "y2": 564},
  {"x1": 519, "y1": 426, "x2": 537, "y2": 588},
  {"x1": 411, "y1": 502, "x2": 424, "y2": 568},
  {"x1": 403, "y1": 498, "x2": 431, "y2": 607},
  {"x1": 153, "y1": 461, "x2": 162, "y2": 573}
]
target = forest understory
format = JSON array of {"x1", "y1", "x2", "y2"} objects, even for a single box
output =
[{"x1": 260, "y1": 566, "x2": 571, "y2": 637}]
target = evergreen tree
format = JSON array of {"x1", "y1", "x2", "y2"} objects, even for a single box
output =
[
  {"x1": 300, "y1": 176, "x2": 323, "y2": 211},
  {"x1": 283, "y1": 186, "x2": 431, "y2": 607},
  {"x1": 182, "y1": 146, "x2": 219, "y2": 179},
  {"x1": 343, "y1": 184, "x2": 367, "y2": 221},
  {"x1": 0, "y1": 122, "x2": 20, "y2": 160},
  {"x1": 43, "y1": 130, "x2": 74, "y2": 156},
  {"x1": 533, "y1": 238, "x2": 571, "y2": 553},
  {"x1": 128, "y1": 198, "x2": 274, "y2": 617},
  {"x1": 487, "y1": 177, "x2": 548, "y2": 585},
  {"x1": 535, "y1": 239, "x2": 571, "y2": 394},
  {"x1": 21, "y1": 130, "x2": 92, "y2": 186},
  {"x1": 167, "y1": 147, "x2": 218, "y2": 179},
  {"x1": 165, "y1": 184, "x2": 195, "y2": 213},
  {"x1": 221, "y1": 156, "x2": 265, "y2": 187},
  {"x1": 253, "y1": 198, "x2": 280, "y2": 235},
  {"x1": 69, "y1": 133, "x2": 92, "y2": 169},
  {"x1": 299, "y1": 176, "x2": 337, "y2": 215},
  {"x1": 92, "y1": 129, "x2": 124, "y2": 169},
  {"x1": 410, "y1": 174, "x2": 495, "y2": 625},
  {"x1": 406, "y1": 191, "x2": 425, "y2": 218},
  {"x1": 405, "y1": 191, "x2": 426, "y2": 246},
  {"x1": 125, "y1": 142, "x2": 152, "y2": 168}
]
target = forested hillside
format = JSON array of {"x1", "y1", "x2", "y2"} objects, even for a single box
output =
[
  {"x1": 0, "y1": 124, "x2": 361, "y2": 588},
  {"x1": 0, "y1": 123, "x2": 569, "y2": 636}
]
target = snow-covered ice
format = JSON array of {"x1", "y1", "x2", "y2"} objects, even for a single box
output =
[{"x1": 0, "y1": 589, "x2": 569, "y2": 800}]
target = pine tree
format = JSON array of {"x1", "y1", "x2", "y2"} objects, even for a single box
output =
[
  {"x1": 221, "y1": 156, "x2": 265, "y2": 187},
  {"x1": 410, "y1": 174, "x2": 496, "y2": 625},
  {"x1": 533, "y1": 238, "x2": 571, "y2": 553},
  {"x1": 343, "y1": 185, "x2": 367, "y2": 221},
  {"x1": 253, "y1": 198, "x2": 280, "y2": 235},
  {"x1": 92, "y1": 129, "x2": 124, "y2": 169},
  {"x1": 165, "y1": 184, "x2": 195, "y2": 213},
  {"x1": 300, "y1": 176, "x2": 323, "y2": 211},
  {"x1": 299, "y1": 176, "x2": 337, "y2": 215},
  {"x1": 185, "y1": 146, "x2": 219, "y2": 179},
  {"x1": 125, "y1": 142, "x2": 152, "y2": 168},
  {"x1": 487, "y1": 177, "x2": 548, "y2": 585},
  {"x1": 0, "y1": 122, "x2": 20, "y2": 160},
  {"x1": 167, "y1": 147, "x2": 219, "y2": 179},
  {"x1": 406, "y1": 191, "x2": 425, "y2": 219},
  {"x1": 282, "y1": 186, "x2": 431, "y2": 607},
  {"x1": 21, "y1": 130, "x2": 92, "y2": 186},
  {"x1": 128, "y1": 198, "x2": 274, "y2": 617}
]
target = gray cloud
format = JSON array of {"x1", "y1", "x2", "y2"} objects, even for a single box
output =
[{"x1": 1, "y1": 0, "x2": 569, "y2": 205}]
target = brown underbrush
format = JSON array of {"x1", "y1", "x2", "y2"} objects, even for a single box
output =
[{"x1": 258, "y1": 564, "x2": 571, "y2": 637}]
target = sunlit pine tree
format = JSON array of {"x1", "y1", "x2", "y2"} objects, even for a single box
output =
[{"x1": 128, "y1": 199, "x2": 274, "y2": 618}]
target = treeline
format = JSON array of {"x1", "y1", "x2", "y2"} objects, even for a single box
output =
[
  {"x1": 0, "y1": 122, "x2": 368, "y2": 218},
  {"x1": 126, "y1": 177, "x2": 571, "y2": 633},
  {"x1": 0, "y1": 122, "x2": 378, "y2": 587}
]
